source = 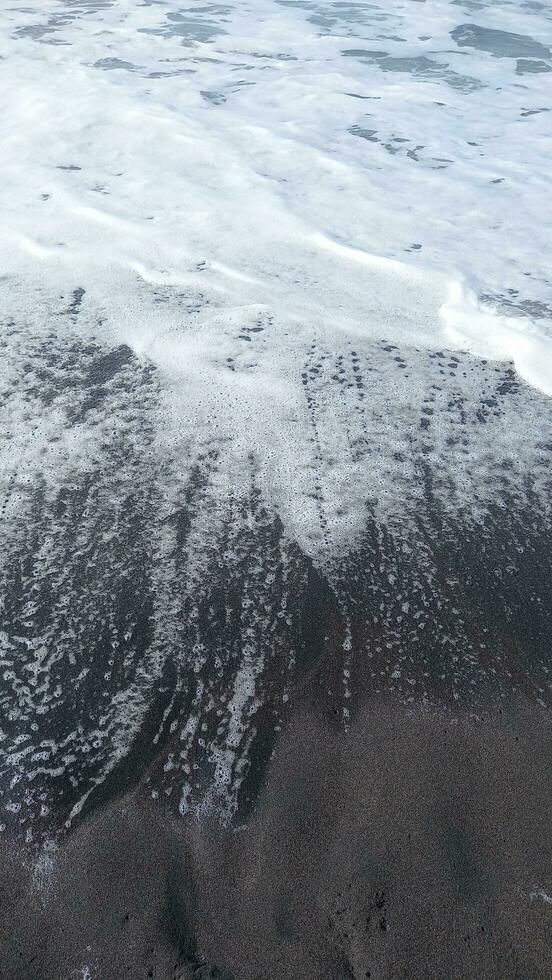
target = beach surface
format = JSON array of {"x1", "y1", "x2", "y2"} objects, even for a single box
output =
[{"x1": 1, "y1": 0, "x2": 552, "y2": 976}]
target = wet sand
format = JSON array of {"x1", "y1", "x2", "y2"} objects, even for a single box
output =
[
  {"x1": 3, "y1": 698, "x2": 552, "y2": 979},
  {"x1": 2, "y1": 307, "x2": 552, "y2": 978}
]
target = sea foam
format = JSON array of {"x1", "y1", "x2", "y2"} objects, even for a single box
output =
[{"x1": 0, "y1": 0, "x2": 550, "y2": 392}]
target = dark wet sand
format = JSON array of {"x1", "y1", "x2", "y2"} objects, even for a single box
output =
[
  {"x1": 2, "y1": 314, "x2": 552, "y2": 978},
  {"x1": 3, "y1": 697, "x2": 552, "y2": 980}
]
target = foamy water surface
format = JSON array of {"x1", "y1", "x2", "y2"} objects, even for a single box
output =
[{"x1": 2, "y1": 0, "x2": 551, "y2": 384}]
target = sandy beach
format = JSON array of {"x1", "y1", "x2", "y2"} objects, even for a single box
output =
[{"x1": 1, "y1": 0, "x2": 552, "y2": 975}]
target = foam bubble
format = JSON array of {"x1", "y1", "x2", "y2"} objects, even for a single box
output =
[
  {"x1": 441, "y1": 281, "x2": 552, "y2": 397},
  {"x1": 0, "y1": 0, "x2": 550, "y2": 397}
]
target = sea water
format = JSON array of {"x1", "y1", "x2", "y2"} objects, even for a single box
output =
[{"x1": 0, "y1": 0, "x2": 551, "y2": 831}]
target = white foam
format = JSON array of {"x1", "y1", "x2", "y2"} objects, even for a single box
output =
[
  {"x1": 0, "y1": 0, "x2": 550, "y2": 395},
  {"x1": 441, "y1": 281, "x2": 552, "y2": 397}
]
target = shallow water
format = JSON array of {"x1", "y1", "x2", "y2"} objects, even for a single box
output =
[
  {"x1": 0, "y1": 0, "x2": 551, "y2": 883},
  {"x1": 1, "y1": 0, "x2": 551, "y2": 389}
]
